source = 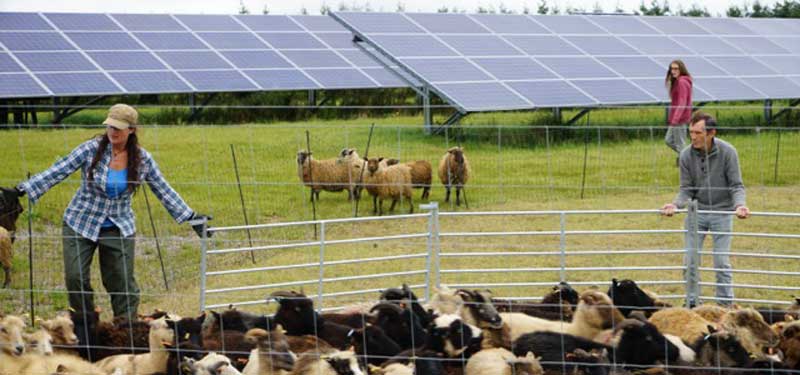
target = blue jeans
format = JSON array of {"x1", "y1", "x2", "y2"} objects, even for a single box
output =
[{"x1": 684, "y1": 213, "x2": 734, "y2": 306}]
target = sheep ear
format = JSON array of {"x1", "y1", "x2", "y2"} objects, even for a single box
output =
[{"x1": 707, "y1": 325, "x2": 717, "y2": 334}]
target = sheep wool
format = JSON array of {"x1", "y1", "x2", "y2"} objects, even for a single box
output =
[
  {"x1": 363, "y1": 158, "x2": 413, "y2": 215},
  {"x1": 437, "y1": 147, "x2": 470, "y2": 206},
  {"x1": 466, "y1": 349, "x2": 543, "y2": 375},
  {"x1": 648, "y1": 307, "x2": 712, "y2": 345},
  {"x1": 0, "y1": 226, "x2": 12, "y2": 288}
]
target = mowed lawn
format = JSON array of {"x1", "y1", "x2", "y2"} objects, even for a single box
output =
[{"x1": 1, "y1": 120, "x2": 799, "y2": 317}]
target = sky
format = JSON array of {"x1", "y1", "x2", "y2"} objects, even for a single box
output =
[{"x1": 0, "y1": 0, "x2": 742, "y2": 18}]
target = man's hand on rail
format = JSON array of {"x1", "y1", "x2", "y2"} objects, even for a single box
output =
[{"x1": 661, "y1": 203, "x2": 677, "y2": 217}]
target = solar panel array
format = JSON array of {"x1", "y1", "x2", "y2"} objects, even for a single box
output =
[
  {"x1": 332, "y1": 12, "x2": 800, "y2": 112},
  {"x1": 0, "y1": 12, "x2": 412, "y2": 99}
]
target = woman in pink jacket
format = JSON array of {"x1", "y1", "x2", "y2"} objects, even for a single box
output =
[{"x1": 665, "y1": 60, "x2": 693, "y2": 156}]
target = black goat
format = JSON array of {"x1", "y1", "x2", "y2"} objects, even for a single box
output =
[
  {"x1": 270, "y1": 290, "x2": 352, "y2": 350},
  {"x1": 607, "y1": 278, "x2": 657, "y2": 318},
  {"x1": 371, "y1": 302, "x2": 428, "y2": 350}
]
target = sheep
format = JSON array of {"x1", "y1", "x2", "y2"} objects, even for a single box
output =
[
  {"x1": 385, "y1": 159, "x2": 432, "y2": 201},
  {"x1": 242, "y1": 326, "x2": 295, "y2": 375},
  {"x1": 493, "y1": 282, "x2": 578, "y2": 322},
  {"x1": 290, "y1": 349, "x2": 364, "y2": 375},
  {"x1": 664, "y1": 334, "x2": 696, "y2": 364},
  {"x1": 270, "y1": 290, "x2": 352, "y2": 350},
  {"x1": 500, "y1": 290, "x2": 626, "y2": 342},
  {"x1": 648, "y1": 308, "x2": 713, "y2": 345},
  {"x1": 3, "y1": 353, "x2": 109, "y2": 375},
  {"x1": 163, "y1": 341, "x2": 205, "y2": 375},
  {"x1": 465, "y1": 349, "x2": 543, "y2": 375},
  {"x1": 368, "y1": 362, "x2": 415, "y2": 375},
  {"x1": 779, "y1": 320, "x2": 800, "y2": 369},
  {"x1": 24, "y1": 328, "x2": 54, "y2": 356},
  {"x1": 427, "y1": 314, "x2": 483, "y2": 359},
  {"x1": 606, "y1": 279, "x2": 658, "y2": 318},
  {"x1": 718, "y1": 308, "x2": 780, "y2": 357},
  {"x1": 183, "y1": 352, "x2": 244, "y2": 375},
  {"x1": 379, "y1": 284, "x2": 433, "y2": 329},
  {"x1": 0, "y1": 227, "x2": 12, "y2": 289},
  {"x1": 39, "y1": 312, "x2": 79, "y2": 354},
  {"x1": 297, "y1": 150, "x2": 360, "y2": 202},
  {"x1": 438, "y1": 147, "x2": 470, "y2": 206},
  {"x1": 690, "y1": 327, "x2": 751, "y2": 369},
  {"x1": 434, "y1": 288, "x2": 509, "y2": 350},
  {"x1": 201, "y1": 311, "x2": 256, "y2": 370},
  {"x1": 363, "y1": 157, "x2": 413, "y2": 215},
  {"x1": 379, "y1": 349, "x2": 445, "y2": 375},
  {"x1": 692, "y1": 304, "x2": 728, "y2": 323},
  {"x1": 370, "y1": 303, "x2": 427, "y2": 351},
  {"x1": 0, "y1": 314, "x2": 26, "y2": 357},
  {"x1": 347, "y1": 324, "x2": 402, "y2": 367},
  {"x1": 95, "y1": 316, "x2": 176, "y2": 375},
  {"x1": 0, "y1": 186, "x2": 24, "y2": 242},
  {"x1": 286, "y1": 335, "x2": 335, "y2": 354}
]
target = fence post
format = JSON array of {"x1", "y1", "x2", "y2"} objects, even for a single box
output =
[
  {"x1": 197, "y1": 218, "x2": 209, "y2": 313},
  {"x1": 421, "y1": 202, "x2": 439, "y2": 301},
  {"x1": 686, "y1": 200, "x2": 701, "y2": 307},
  {"x1": 318, "y1": 221, "x2": 326, "y2": 313},
  {"x1": 559, "y1": 212, "x2": 567, "y2": 282}
]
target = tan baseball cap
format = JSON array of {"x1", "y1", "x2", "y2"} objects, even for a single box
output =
[{"x1": 103, "y1": 104, "x2": 138, "y2": 130}]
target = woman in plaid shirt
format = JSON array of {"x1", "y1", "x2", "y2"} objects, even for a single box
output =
[{"x1": 7, "y1": 104, "x2": 210, "y2": 319}]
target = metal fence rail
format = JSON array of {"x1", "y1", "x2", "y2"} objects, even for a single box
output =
[{"x1": 199, "y1": 201, "x2": 800, "y2": 311}]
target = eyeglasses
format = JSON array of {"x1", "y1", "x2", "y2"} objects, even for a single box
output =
[{"x1": 670, "y1": 67, "x2": 680, "y2": 71}]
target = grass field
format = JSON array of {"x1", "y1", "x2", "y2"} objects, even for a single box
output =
[{"x1": 1, "y1": 116, "x2": 799, "y2": 318}]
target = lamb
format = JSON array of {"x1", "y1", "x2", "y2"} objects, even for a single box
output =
[
  {"x1": 438, "y1": 147, "x2": 470, "y2": 206},
  {"x1": 24, "y1": 328, "x2": 54, "y2": 356},
  {"x1": 39, "y1": 312, "x2": 79, "y2": 354},
  {"x1": 0, "y1": 314, "x2": 27, "y2": 357},
  {"x1": 242, "y1": 326, "x2": 295, "y2": 375},
  {"x1": 297, "y1": 150, "x2": 360, "y2": 202},
  {"x1": 648, "y1": 308, "x2": 712, "y2": 345},
  {"x1": 363, "y1": 157, "x2": 413, "y2": 215},
  {"x1": 500, "y1": 290, "x2": 626, "y2": 342},
  {"x1": 0, "y1": 227, "x2": 12, "y2": 288},
  {"x1": 290, "y1": 350, "x2": 364, "y2": 375},
  {"x1": 95, "y1": 316, "x2": 176, "y2": 375},
  {"x1": 465, "y1": 349, "x2": 543, "y2": 375}
]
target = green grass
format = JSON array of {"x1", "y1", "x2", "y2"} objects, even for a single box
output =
[{"x1": 1, "y1": 118, "x2": 799, "y2": 318}]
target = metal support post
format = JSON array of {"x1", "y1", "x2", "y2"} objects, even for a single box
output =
[
  {"x1": 685, "y1": 200, "x2": 701, "y2": 307},
  {"x1": 421, "y1": 202, "x2": 439, "y2": 301},
  {"x1": 559, "y1": 212, "x2": 567, "y2": 282},
  {"x1": 198, "y1": 217, "x2": 209, "y2": 312},
  {"x1": 308, "y1": 90, "x2": 316, "y2": 107},
  {"x1": 553, "y1": 107, "x2": 562, "y2": 124},
  {"x1": 764, "y1": 99, "x2": 773, "y2": 124},
  {"x1": 423, "y1": 86, "x2": 432, "y2": 134},
  {"x1": 317, "y1": 221, "x2": 326, "y2": 313}
]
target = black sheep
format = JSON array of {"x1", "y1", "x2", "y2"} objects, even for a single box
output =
[
  {"x1": 219, "y1": 306, "x2": 274, "y2": 332},
  {"x1": 426, "y1": 314, "x2": 483, "y2": 359},
  {"x1": 371, "y1": 302, "x2": 428, "y2": 350},
  {"x1": 691, "y1": 326, "x2": 750, "y2": 369},
  {"x1": 493, "y1": 281, "x2": 578, "y2": 322},
  {"x1": 380, "y1": 283, "x2": 433, "y2": 329},
  {"x1": 607, "y1": 278, "x2": 656, "y2": 318},
  {"x1": 614, "y1": 318, "x2": 679, "y2": 366},
  {"x1": 512, "y1": 331, "x2": 612, "y2": 367},
  {"x1": 270, "y1": 290, "x2": 352, "y2": 350},
  {"x1": 348, "y1": 324, "x2": 402, "y2": 367}
]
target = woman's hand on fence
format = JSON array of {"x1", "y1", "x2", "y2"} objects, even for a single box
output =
[
  {"x1": 661, "y1": 203, "x2": 677, "y2": 217},
  {"x1": 189, "y1": 213, "x2": 213, "y2": 238},
  {"x1": 735, "y1": 206, "x2": 750, "y2": 219}
]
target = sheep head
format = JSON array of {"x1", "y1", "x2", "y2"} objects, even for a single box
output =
[
  {"x1": 297, "y1": 150, "x2": 312, "y2": 166},
  {"x1": 616, "y1": 318, "x2": 680, "y2": 365},
  {"x1": 578, "y1": 290, "x2": 625, "y2": 330},
  {"x1": 509, "y1": 352, "x2": 544, "y2": 375},
  {"x1": 0, "y1": 187, "x2": 24, "y2": 236},
  {"x1": 607, "y1": 278, "x2": 656, "y2": 318},
  {"x1": 694, "y1": 326, "x2": 751, "y2": 368},
  {"x1": 456, "y1": 289, "x2": 503, "y2": 329},
  {"x1": 724, "y1": 308, "x2": 781, "y2": 349},
  {"x1": 447, "y1": 147, "x2": 465, "y2": 165},
  {"x1": 24, "y1": 329, "x2": 54, "y2": 356},
  {"x1": 40, "y1": 312, "x2": 79, "y2": 346},
  {"x1": 429, "y1": 314, "x2": 482, "y2": 358},
  {"x1": 324, "y1": 350, "x2": 364, "y2": 375},
  {"x1": 270, "y1": 290, "x2": 318, "y2": 335},
  {"x1": 365, "y1": 157, "x2": 384, "y2": 175},
  {"x1": 0, "y1": 314, "x2": 26, "y2": 356},
  {"x1": 149, "y1": 317, "x2": 176, "y2": 348}
]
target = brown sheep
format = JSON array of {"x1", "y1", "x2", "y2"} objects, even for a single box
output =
[
  {"x1": 649, "y1": 307, "x2": 713, "y2": 344},
  {"x1": 692, "y1": 304, "x2": 729, "y2": 323},
  {"x1": 297, "y1": 150, "x2": 361, "y2": 202},
  {"x1": 0, "y1": 186, "x2": 24, "y2": 240},
  {"x1": 242, "y1": 326, "x2": 294, "y2": 375},
  {"x1": 386, "y1": 159, "x2": 432, "y2": 200},
  {"x1": 0, "y1": 227, "x2": 11, "y2": 288},
  {"x1": 363, "y1": 158, "x2": 413, "y2": 215},
  {"x1": 438, "y1": 147, "x2": 470, "y2": 206},
  {"x1": 39, "y1": 312, "x2": 79, "y2": 354},
  {"x1": 780, "y1": 320, "x2": 800, "y2": 369},
  {"x1": 720, "y1": 307, "x2": 780, "y2": 357}
]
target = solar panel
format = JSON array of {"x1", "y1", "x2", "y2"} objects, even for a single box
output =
[
  {"x1": 0, "y1": 12, "x2": 410, "y2": 99},
  {"x1": 739, "y1": 77, "x2": 800, "y2": 99},
  {"x1": 333, "y1": 12, "x2": 799, "y2": 112}
]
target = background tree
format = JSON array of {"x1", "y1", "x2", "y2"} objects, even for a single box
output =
[
  {"x1": 537, "y1": 0, "x2": 550, "y2": 14},
  {"x1": 679, "y1": 3, "x2": 710, "y2": 16},
  {"x1": 636, "y1": 0, "x2": 671, "y2": 15},
  {"x1": 238, "y1": 0, "x2": 250, "y2": 14}
]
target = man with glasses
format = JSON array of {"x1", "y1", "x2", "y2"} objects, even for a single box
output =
[{"x1": 661, "y1": 111, "x2": 749, "y2": 307}]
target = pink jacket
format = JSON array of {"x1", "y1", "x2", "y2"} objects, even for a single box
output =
[{"x1": 668, "y1": 75, "x2": 692, "y2": 126}]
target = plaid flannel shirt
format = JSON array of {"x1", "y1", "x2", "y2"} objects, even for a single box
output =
[{"x1": 20, "y1": 138, "x2": 194, "y2": 241}]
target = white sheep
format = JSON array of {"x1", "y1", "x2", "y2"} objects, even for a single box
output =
[
  {"x1": 438, "y1": 147, "x2": 470, "y2": 206},
  {"x1": 500, "y1": 290, "x2": 626, "y2": 342},
  {"x1": 185, "y1": 352, "x2": 243, "y2": 375},
  {"x1": 38, "y1": 312, "x2": 79, "y2": 354},
  {"x1": 368, "y1": 362, "x2": 414, "y2": 375},
  {"x1": 95, "y1": 316, "x2": 175, "y2": 375},
  {"x1": 363, "y1": 157, "x2": 413, "y2": 215},
  {"x1": 465, "y1": 349, "x2": 543, "y2": 375},
  {"x1": 24, "y1": 329, "x2": 54, "y2": 356},
  {"x1": 290, "y1": 350, "x2": 364, "y2": 375},
  {"x1": 297, "y1": 150, "x2": 361, "y2": 202},
  {"x1": 1, "y1": 226, "x2": 12, "y2": 288}
]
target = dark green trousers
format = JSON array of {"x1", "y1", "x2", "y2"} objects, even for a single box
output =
[{"x1": 62, "y1": 223, "x2": 140, "y2": 319}]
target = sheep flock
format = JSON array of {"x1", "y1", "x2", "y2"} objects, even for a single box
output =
[
  {"x1": 297, "y1": 147, "x2": 469, "y2": 215},
  {"x1": 2, "y1": 279, "x2": 800, "y2": 375}
]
